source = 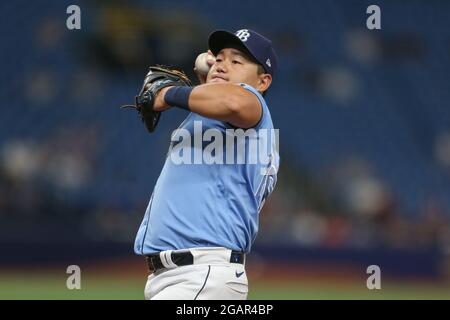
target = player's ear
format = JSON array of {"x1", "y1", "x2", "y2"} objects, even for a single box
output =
[{"x1": 257, "y1": 73, "x2": 272, "y2": 94}]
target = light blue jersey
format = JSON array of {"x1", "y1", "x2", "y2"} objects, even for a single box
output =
[{"x1": 134, "y1": 84, "x2": 279, "y2": 255}]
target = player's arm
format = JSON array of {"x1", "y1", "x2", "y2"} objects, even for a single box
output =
[{"x1": 157, "y1": 83, "x2": 262, "y2": 128}]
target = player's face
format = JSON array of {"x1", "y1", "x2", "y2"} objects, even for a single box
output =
[{"x1": 207, "y1": 48, "x2": 271, "y2": 93}]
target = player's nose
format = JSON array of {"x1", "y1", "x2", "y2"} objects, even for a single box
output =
[{"x1": 215, "y1": 61, "x2": 227, "y2": 73}]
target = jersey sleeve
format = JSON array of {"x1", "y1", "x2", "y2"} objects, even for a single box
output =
[{"x1": 240, "y1": 83, "x2": 267, "y2": 129}]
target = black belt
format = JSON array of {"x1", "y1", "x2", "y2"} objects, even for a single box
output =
[{"x1": 145, "y1": 250, "x2": 245, "y2": 273}]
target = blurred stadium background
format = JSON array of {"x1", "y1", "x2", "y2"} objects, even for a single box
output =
[{"x1": 1, "y1": 0, "x2": 450, "y2": 299}]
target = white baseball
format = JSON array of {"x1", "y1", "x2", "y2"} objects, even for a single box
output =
[{"x1": 195, "y1": 52, "x2": 215, "y2": 75}]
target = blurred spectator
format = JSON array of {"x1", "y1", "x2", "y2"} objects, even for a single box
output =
[
  {"x1": 69, "y1": 69, "x2": 105, "y2": 103},
  {"x1": 1, "y1": 140, "x2": 41, "y2": 182},
  {"x1": 345, "y1": 29, "x2": 381, "y2": 64},
  {"x1": 435, "y1": 131, "x2": 450, "y2": 170},
  {"x1": 35, "y1": 16, "x2": 64, "y2": 51},
  {"x1": 77, "y1": 1, "x2": 211, "y2": 77},
  {"x1": 346, "y1": 31, "x2": 425, "y2": 64},
  {"x1": 26, "y1": 70, "x2": 58, "y2": 105},
  {"x1": 303, "y1": 66, "x2": 359, "y2": 104},
  {"x1": 0, "y1": 124, "x2": 100, "y2": 222},
  {"x1": 290, "y1": 208, "x2": 327, "y2": 247},
  {"x1": 40, "y1": 125, "x2": 98, "y2": 192},
  {"x1": 380, "y1": 34, "x2": 425, "y2": 62}
]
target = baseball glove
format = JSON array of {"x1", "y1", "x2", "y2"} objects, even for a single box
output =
[{"x1": 121, "y1": 66, "x2": 192, "y2": 133}]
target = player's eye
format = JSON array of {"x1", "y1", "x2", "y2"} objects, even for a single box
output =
[
  {"x1": 232, "y1": 60, "x2": 242, "y2": 64},
  {"x1": 215, "y1": 58, "x2": 223, "y2": 63}
]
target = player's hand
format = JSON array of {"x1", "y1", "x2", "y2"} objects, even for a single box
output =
[
  {"x1": 194, "y1": 50, "x2": 215, "y2": 84},
  {"x1": 153, "y1": 86, "x2": 173, "y2": 112}
]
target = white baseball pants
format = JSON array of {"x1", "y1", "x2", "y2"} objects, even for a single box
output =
[{"x1": 144, "y1": 247, "x2": 248, "y2": 300}]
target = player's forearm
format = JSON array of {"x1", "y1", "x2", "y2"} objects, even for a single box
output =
[
  {"x1": 187, "y1": 83, "x2": 247, "y2": 123},
  {"x1": 160, "y1": 82, "x2": 260, "y2": 128}
]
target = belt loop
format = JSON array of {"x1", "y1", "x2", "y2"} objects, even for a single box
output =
[
  {"x1": 230, "y1": 250, "x2": 245, "y2": 264},
  {"x1": 160, "y1": 250, "x2": 178, "y2": 269}
]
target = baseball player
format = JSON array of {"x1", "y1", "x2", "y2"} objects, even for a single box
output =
[{"x1": 133, "y1": 29, "x2": 279, "y2": 300}]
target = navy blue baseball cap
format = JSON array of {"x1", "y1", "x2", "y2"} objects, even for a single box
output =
[{"x1": 208, "y1": 29, "x2": 278, "y2": 77}]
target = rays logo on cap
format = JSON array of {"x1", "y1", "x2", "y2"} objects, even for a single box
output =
[{"x1": 235, "y1": 29, "x2": 250, "y2": 42}]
